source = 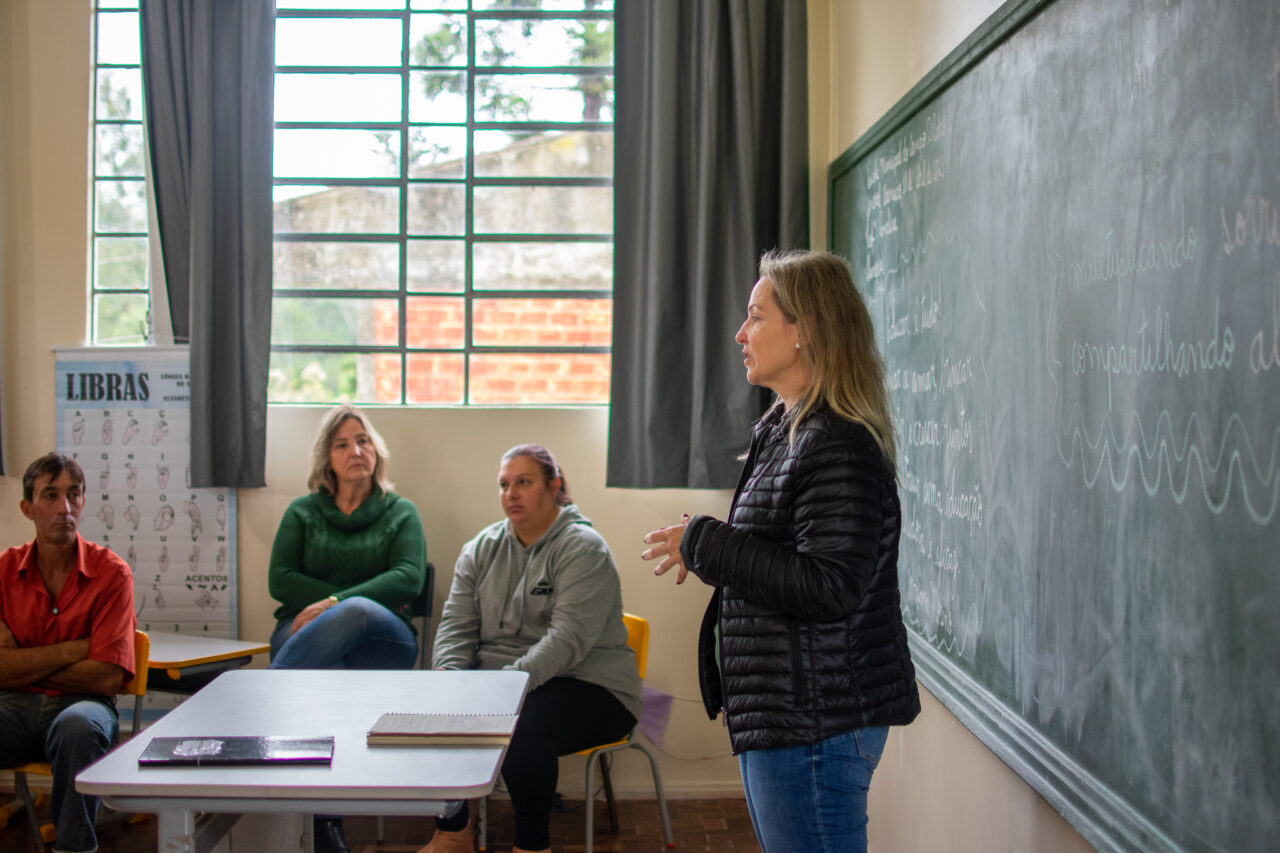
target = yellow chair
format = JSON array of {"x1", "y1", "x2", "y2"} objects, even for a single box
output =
[
  {"x1": 477, "y1": 613, "x2": 674, "y2": 853},
  {"x1": 3, "y1": 629, "x2": 151, "y2": 852}
]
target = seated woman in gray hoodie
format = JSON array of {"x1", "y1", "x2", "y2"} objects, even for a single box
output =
[{"x1": 419, "y1": 444, "x2": 641, "y2": 853}]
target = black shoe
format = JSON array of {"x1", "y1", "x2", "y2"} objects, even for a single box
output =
[{"x1": 314, "y1": 817, "x2": 351, "y2": 853}]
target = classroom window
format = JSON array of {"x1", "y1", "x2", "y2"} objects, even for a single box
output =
[
  {"x1": 91, "y1": 0, "x2": 151, "y2": 345},
  {"x1": 271, "y1": 0, "x2": 615, "y2": 405},
  {"x1": 88, "y1": 1, "x2": 614, "y2": 406}
]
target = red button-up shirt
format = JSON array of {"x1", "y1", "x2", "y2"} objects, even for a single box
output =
[{"x1": 0, "y1": 535, "x2": 135, "y2": 695}]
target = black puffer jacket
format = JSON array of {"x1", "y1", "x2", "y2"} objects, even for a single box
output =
[{"x1": 682, "y1": 404, "x2": 920, "y2": 753}]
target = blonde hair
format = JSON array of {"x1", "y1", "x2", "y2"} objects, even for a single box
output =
[
  {"x1": 307, "y1": 404, "x2": 394, "y2": 495},
  {"x1": 758, "y1": 249, "x2": 897, "y2": 469}
]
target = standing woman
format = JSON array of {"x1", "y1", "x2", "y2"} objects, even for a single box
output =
[
  {"x1": 641, "y1": 250, "x2": 920, "y2": 853},
  {"x1": 268, "y1": 404, "x2": 427, "y2": 853}
]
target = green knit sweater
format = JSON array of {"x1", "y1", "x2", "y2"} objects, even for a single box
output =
[{"x1": 268, "y1": 489, "x2": 427, "y2": 626}]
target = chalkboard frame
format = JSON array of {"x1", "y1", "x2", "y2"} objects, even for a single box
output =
[
  {"x1": 827, "y1": 1, "x2": 1181, "y2": 850},
  {"x1": 827, "y1": 0, "x2": 1052, "y2": 235}
]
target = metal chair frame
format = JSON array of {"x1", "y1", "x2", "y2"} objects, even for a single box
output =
[{"x1": 477, "y1": 612, "x2": 675, "y2": 853}]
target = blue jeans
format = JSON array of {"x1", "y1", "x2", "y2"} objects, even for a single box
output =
[
  {"x1": 0, "y1": 691, "x2": 119, "y2": 853},
  {"x1": 738, "y1": 726, "x2": 889, "y2": 853},
  {"x1": 269, "y1": 596, "x2": 418, "y2": 670}
]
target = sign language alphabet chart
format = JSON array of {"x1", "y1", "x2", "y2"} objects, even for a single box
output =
[{"x1": 56, "y1": 348, "x2": 238, "y2": 641}]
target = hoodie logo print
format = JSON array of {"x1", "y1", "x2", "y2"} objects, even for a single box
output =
[{"x1": 530, "y1": 580, "x2": 554, "y2": 596}]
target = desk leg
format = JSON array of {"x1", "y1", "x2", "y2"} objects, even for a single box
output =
[
  {"x1": 157, "y1": 810, "x2": 198, "y2": 853},
  {"x1": 227, "y1": 813, "x2": 310, "y2": 852},
  {"x1": 156, "y1": 810, "x2": 310, "y2": 853}
]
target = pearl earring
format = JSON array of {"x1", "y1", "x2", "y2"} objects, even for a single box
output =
[{"x1": 795, "y1": 343, "x2": 801, "y2": 349}]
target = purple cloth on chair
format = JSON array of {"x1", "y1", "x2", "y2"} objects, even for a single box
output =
[{"x1": 636, "y1": 685, "x2": 674, "y2": 747}]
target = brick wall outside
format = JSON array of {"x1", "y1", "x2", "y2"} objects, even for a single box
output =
[
  {"x1": 372, "y1": 298, "x2": 612, "y2": 404},
  {"x1": 276, "y1": 130, "x2": 613, "y2": 406}
]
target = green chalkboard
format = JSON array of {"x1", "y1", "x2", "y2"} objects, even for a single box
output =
[{"x1": 830, "y1": 1, "x2": 1280, "y2": 850}]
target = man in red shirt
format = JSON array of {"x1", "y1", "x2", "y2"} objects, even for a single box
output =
[{"x1": 0, "y1": 453, "x2": 135, "y2": 853}]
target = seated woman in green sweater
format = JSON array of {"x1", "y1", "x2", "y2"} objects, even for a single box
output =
[
  {"x1": 270, "y1": 405, "x2": 428, "y2": 852},
  {"x1": 267, "y1": 404, "x2": 427, "y2": 671}
]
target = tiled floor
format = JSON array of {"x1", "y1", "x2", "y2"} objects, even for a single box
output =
[{"x1": 0, "y1": 793, "x2": 763, "y2": 852}]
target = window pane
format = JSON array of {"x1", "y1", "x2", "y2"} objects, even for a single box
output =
[
  {"x1": 469, "y1": 353, "x2": 610, "y2": 404},
  {"x1": 268, "y1": 352, "x2": 402, "y2": 404},
  {"x1": 274, "y1": 241, "x2": 400, "y2": 290},
  {"x1": 406, "y1": 353, "x2": 464, "y2": 404},
  {"x1": 477, "y1": 20, "x2": 613, "y2": 67},
  {"x1": 408, "y1": 126, "x2": 467, "y2": 178},
  {"x1": 409, "y1": 13, "x2": 467, "y2": 67},
  {"x1": 371, "y1": 354, "x2": 404, "y2": 403},
  {"x1": 94, "y1": 293, "x2": 149, "y2": 345},
  {"x1": 475, "y1": 73, "x2": 612, "y2": 122},
  {"x1": 274, "y1": 186, "x2": 401, "y2": 234},
  {"x1": 407, "y1": 184, "x2": 466, "y2": 235},
  {"x1": 96, "y1": 68, "x2": 143, "y2": 120},
  {"x1": 96, "y1": 11, "x2": 140, "y2": 65},
  {"x1": 474, "y1": 186, "x2": 611, "y2": 235},
  {"x1": 473, "y1": 0, "x2": 612, "y2": 9},
  {"x1": 275, "y1": 74, "x2": 403, "y2": 122},
  {"x1": 279, "y1": 0, "x2": 405, "y2": 8},
  {"x1": 474, "y1": 130, "x2": 610, "y2": 178},
  {"x1": 274, "y1": 129, "x2": 401, "y2": 178},
  {"x1": 95, "y1": 237, "x2": 149, "y2": 291},
  {"x1": 407, "y1": 240, "x2": 465, "y2": 292},
  {"x1": 268, "y1": 3, "x2": 614, "y2": 407},
  {"x1": 473, "y1": 298, "x2": 610, "y2": 347},
  {"x1": 474, "y1": 242, "x2": 610, "y2": 291},
  {"x1": 271, "y1": 297, "x2": 399, "y2": 347},
  {"x1": 275, "y1": 18, "x2": 403, "y2": 66},
  {"x1": 95, "y1": 124, "x2": 145, "y2": 177},
  {"x1": 408, "y1": 71, "x2": 468, "y2": 122},
  {"x1": 406, "y1": 296, "x2": 465, "y2": 348},
  {"x1": 96, "y1": 180, "x2": 148, "y2": 233},
  {"x1": 410, "y1": 0, "x2": 466, "y2": 10}
]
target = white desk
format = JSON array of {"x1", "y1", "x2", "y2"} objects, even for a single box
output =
[
  {"x1": 78, "y1": 669, "x2": 530, "y2": 853},
  {"x1": 145, "y1": 632, "x2": 272, "y2": 693}
]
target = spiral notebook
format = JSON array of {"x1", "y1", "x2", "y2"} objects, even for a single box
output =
[
  {"x1": 138, "y1": 736, "x2": 335, "y2": 766},
  {"x1": 366, "y1": 712, "x2": 518, "y2": 747}
]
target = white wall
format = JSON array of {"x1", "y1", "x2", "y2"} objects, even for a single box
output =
[
  {"x1": 0, "y1": 0, "x2": 94, "y2": 548},
  {"x1": 809, "y1": 2, "x2": 1096, "y2": 851}
]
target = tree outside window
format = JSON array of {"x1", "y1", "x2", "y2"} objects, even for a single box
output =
[
  {"x1": 271, "y1": 0, "x2": 615, "y2": 405},
  {"x1": 89, "y1": 0, "x2": 615, "y2": 407}
]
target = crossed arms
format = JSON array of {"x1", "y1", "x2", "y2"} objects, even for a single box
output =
[{"x1": 0, "y1": 619, "x2": 126, "y2": 697}]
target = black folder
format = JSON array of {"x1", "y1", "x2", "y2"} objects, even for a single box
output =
[{"x1": 138, "y1": 736, "x2": 334, "y2": 766}]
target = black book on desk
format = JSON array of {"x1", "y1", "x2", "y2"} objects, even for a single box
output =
[{"x1": 138, "y1": 736, "x2": 334, "y2": 766}]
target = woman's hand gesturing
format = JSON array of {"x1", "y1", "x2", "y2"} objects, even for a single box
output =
[{"x1": 641, "y1": 514, "x2": 691, "y2": 585}]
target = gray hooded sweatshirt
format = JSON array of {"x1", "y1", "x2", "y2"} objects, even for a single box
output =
[{"x1": 432, "y1": 505, "x2": 642, "y2": 721}]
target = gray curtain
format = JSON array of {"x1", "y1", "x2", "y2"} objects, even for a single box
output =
[
  {"x1": 140, "y1": 0, "x2": 274, "y2": 488},
  {"x1": 608, "y1": 0, "x2": 808, "y2": 488}
]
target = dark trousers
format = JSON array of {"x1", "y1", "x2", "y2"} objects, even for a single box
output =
[
  {"x1": 0, "y1": 691, "x2": 118, "y2": 853},
  {"x1": 437, "y1": 677, "x2": 635, "y2": 850}
]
